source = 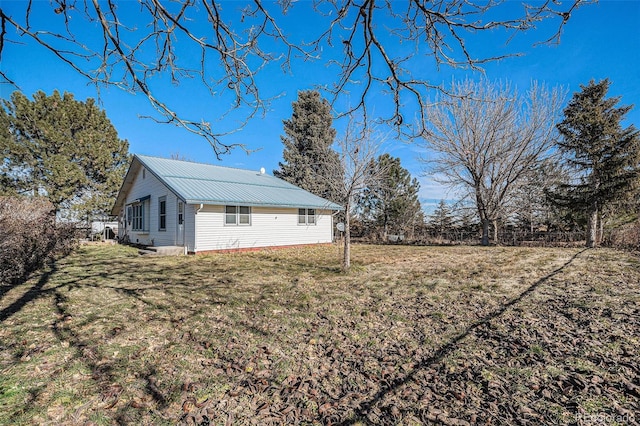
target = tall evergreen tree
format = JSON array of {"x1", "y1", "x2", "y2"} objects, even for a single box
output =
[
  {"x1": 359, "y1": 154, "x2": 423, "y2": 240},
  {"x1": 549, "y1": 79, "x2": 640, "y2": 247},
  {"x1": 274, "y1": 91, "x2": 342, "y2": 203},
  {"x1": 0, "y1": 90, "x2": 130, "y2": 220}
]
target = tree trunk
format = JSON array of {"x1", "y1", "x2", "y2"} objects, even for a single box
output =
[
  {"x1": 343, "y1": 206, "x2": 351, "y2": 271},
  {"x1": 476, "y1": 194, "x2": 491, "y2": 246},
  {"x1": 586, "y1": 206, "x2": 598, "y2": 248},
  {"x1": 481, "y1": 219, "x2": 491, "y2": 246},
  {"x1": 492, "y1": 219, "x2": 498, "y2": 244},
  {"x1": 530, "y1": 209, "x2": 535, "y2": 234},
  {"x1": 598, "y1": 213, "x2": 604, "y2": 245},
  {"x1": 383, "y1": 215, "x2": 388, "y2": 243}
]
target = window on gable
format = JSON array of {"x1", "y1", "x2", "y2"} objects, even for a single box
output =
[
  {"x1": 225, "y1": 205, "x2": 251, "y2": 226},
  {"x1": 298, "y1": 208, "x2": 316, "y2": 225},
  {"x1": 159, "y1": 197, "x2": 166, "y2": 231}
]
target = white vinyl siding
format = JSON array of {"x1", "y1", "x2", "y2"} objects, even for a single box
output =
[
  {"x1": 194, "y1": 205, "x2": 333, "y2": 251},
  {"x1": 185, "y1": 204, "x2": 197, "y2": 252}
]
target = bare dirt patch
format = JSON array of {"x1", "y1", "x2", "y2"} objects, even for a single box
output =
[{"x1": 1, "y1": 244, "x2": 638, "y2": 425}]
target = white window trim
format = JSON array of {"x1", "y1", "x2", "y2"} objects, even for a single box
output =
[
  {"x1": 225, "y1": 205, "x2": 251, "y2": 226},
  {"x1": 298, "y1": 208, "x2": 316, "y2": 225}
]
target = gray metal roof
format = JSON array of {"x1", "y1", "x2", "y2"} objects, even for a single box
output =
[{"x1": 112, "y1": 154, "x2": 343, "y2": 214}]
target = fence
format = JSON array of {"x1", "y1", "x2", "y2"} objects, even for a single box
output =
[
  {"x1": 358, "y1": 230, "x2": 587, "y2": 247},
  {"x1": 355, "y1": 227, "x2": 639, "y2": 250},
  {"x1": 496, "y1": 231, "x2": 586, "y2": 247}
]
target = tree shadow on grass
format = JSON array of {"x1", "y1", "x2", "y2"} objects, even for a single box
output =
[
  {"x1": 0, "y1": 263, "x2": 58, "y2": 322},
  {"x1": 3, "y1": 247, "x2": 277, "y2": 422},
  {"x1": 4, "y1": 273, "x2": 177, "y2": 424},
  {"x1": 338, "y1": 248, "x2": 589, "y2": 425},
  {"x1": 2, "y1": 263, "x2": 118, "y2": 424},
  {"x1": 1, "y1": 254, "x2": 190, "y2": 423}
]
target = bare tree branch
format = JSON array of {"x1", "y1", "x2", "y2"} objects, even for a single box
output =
[{"x1": 0, "y1": 0, "x2": 587, "y2": 156}]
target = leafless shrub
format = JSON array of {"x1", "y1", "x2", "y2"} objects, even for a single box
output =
[
  {"x1": 0, "y1": 196, "x2": 79, "y2": 286},
  {"x1": 605, "y1": 221, "x2": 640, "y2": 251}
]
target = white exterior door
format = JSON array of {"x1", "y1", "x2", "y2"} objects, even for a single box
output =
[{"x1": 177, "y1": 201, "x2": 184, "y2": 246}]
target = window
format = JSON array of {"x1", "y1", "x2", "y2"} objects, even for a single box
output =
[
  {"x1": 132, "y1": 203, "x2": 145, "y2": 231},
  {"x1": 239, "y1": 206, "x2": 251, "y2": 225},
  {"x1": 225, "y1": 205, "x2": 251, "y2": 226},
  {"x1": 298, "y1": 208, "x2": 316, "y2": 225},
  {"x1": 225, "y1": 206, "x2": 237, "y2": 225},
  {"x1": 128, "y1": 196, "x2": 150, "y2": 232},
  {"x1": 158, "y1": 197, "x2": 166, "y2": 231}
]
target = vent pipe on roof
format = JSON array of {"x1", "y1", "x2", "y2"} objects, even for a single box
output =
[{"x1": 259, "y1": 167, "x2": 265, "y2": 175}]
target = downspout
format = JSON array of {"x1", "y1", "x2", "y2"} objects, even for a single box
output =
[{"x1": 193, "y1": 203, "x2": 204, "y2": 253}]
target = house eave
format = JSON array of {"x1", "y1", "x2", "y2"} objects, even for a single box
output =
[
  {"x1": 110, "y1": 158, "x2": 140, "y2": 216},
  {"x1": 184, "y1": 199, "x2": 344, "y2": 211}
]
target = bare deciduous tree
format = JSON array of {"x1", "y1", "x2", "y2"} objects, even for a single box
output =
[
  {"x1": 421, "y1": 79, "x2": 564, "y2": 246},
  {"x1": 0, "y1": 1, "x2": 586, "y2": 156},
  {"x1": 330, "y1": 116, "x2": 384, "y2": 270}
]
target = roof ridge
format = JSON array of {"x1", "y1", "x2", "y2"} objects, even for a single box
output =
[
  {"x1": 164, "y1": 174, "x2": 298, "y2": 189},
  {"x1": 136, "y1": 153, "x2": 271, "y2": 175}
]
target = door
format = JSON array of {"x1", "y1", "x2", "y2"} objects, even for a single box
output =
[{"x1": 177, "y1": 201, "x2": 184, "y2": 246}]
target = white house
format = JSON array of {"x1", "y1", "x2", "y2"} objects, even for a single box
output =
[{"x1": 111, "y1": 155, "x2": 343, "y2": 253}]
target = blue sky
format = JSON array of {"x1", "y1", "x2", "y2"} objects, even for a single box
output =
[{"x1": 1, "y1": 0, "x2": 639, "y2": 214}]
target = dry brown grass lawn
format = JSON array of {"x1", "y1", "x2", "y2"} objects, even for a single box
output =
[{"x1": 0, "y1": 244, "x2": 638, "y2": 425}]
